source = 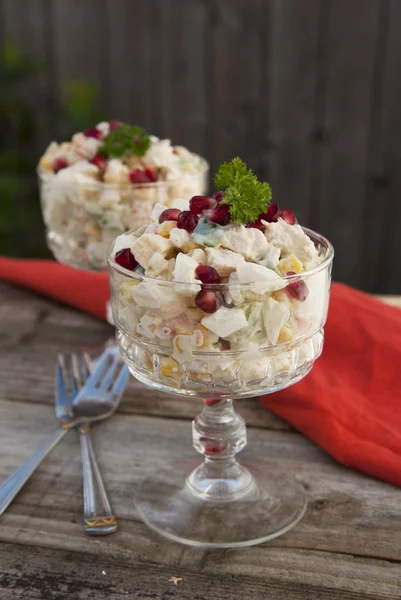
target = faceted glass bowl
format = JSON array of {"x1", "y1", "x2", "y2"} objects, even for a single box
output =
[
  {"x1": 38, "y1": 155, "x2": 209, "y2": 271},
  {"x1": 108, "y1": 228, "x2": 334, "y2": 547}
]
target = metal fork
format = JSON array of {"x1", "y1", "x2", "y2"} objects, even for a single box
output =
[
  {"x1": 0, "y1": 348, "x2": 128, "y2": 520},
  {"x1": 58, "y1": 349, "x2": 129, "y2": 535}
]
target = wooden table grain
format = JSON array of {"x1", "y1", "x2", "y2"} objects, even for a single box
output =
[{"x1": 0, "y1": 281, "x2": 400, "y2": 600}]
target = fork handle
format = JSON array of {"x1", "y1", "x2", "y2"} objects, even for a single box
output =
[
  {"x1": 0, "y1": 427, "x2": 69, "y2": 516},
  {"x1": 79, "y1": 425, "x2": 117, "y2": 535}
]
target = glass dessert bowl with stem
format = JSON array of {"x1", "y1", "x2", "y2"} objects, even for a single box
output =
[
  {"x1": 38, "y1": 120, "x2": 209, "y2": 271},
  {"x1": 107, "y1": 159, "x2": 334, "y2": 547}
]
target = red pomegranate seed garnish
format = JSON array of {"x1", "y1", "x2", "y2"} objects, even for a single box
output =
[
  {"x1": 144, "y1": 167, "x2": 157, "y2": 182},
  {"x1": 205, "y1": 204, "x2": 231, "y2": 226},
  {"x1": 90, "y1": 153, "x2": 107, "y2": 172},
  {"x1": 129, "y1": 169, "x2": 149, "y2": 184},
  {"x1": 114, "y1": 248, "x2": 138, "y2": 271},
  {"x1": 53, "y1": 158, "x2": 68, "y2": 173},
  {"x1": 205, "y1": 444, "x2": 225, "y2": 454},
  {"x1": 159, "y1": 208, "x2": 181, "y2": 223},
  {"x1": 259, "y1": 203, "x2": 279, "y2": 223},
  {"x1": 195, "y1": 265, "x2": 221, "y2": 284},
  {"x1": 204, "y1": 399, "x2": 221, "y2": 406},
  {"x1": 195, "y1": 289, "x2": 222, "y2": 313},
  {"x1": 214, "y1": 191, "x2": 225, "y2": 203},
  {"x1": 109, "y1": 120, "x2": 122, "y2": 132},
  {"x1": 84, "y1": 127, "x2": 102, "y2": 139},
  {"x1": 247, "y1": 221, "x2": 266, "y2": 232},
  {"x1": 177, "y1": 211, "x2": 199, "y2": 232},
  {"x1": 285, "y1": 271, "x2": 309, "y2": 302},
  {"x1": 189, "y1": 195, "x2": 216, "y2": 214},
  {"x1": 275, "y1": 208, "x2": 298, "y2": 225}
]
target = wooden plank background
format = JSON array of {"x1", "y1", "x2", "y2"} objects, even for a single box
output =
[{"x1": 1, "y1": 0, "x2": 401, "y2": 293}]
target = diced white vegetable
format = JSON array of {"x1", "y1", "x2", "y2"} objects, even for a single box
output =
[
  {"x1": 262, "y1": 297, "x2": 290, "y2": 345},
  {"x1": 201, "y1": 306, "x2": 248, "y2": 338},
  {"x1": 173, "y1": 253, "x2": 201, "y2": 296},
  {"x1": 206, "y1": 248, "x2": 245, "y2": 277},
  {"x1": 264, "y1": 219, "x2": 319, "y2": 265},
  {"x1": 131, "y1": 233, "x2": 173, "y2": 268},
  {"x1": 222, "y1": 226, "x2": 269, "y2": 261},
  {"x1": 170, "y1": 227, "x2": 191, "y2": 249},
  {"x1": 236, "y1": 262, "x2": 285, "y2": 294}
]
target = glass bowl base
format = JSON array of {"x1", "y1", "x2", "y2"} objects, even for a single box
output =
[{"x1": 135, "y1": 460, "x2": 307, "y2": 548}]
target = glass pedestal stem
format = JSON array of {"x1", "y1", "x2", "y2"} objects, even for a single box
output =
[{"x1": 188, "y1": 398, "x2": 255, "y2": 501}]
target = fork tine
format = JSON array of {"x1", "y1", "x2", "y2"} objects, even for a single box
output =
[
  {"x1": 55, "y1": 354, "x2": 75, "y2": 421},
  {"x1": 100, "y1": 355, "x2": 121, "y2": 391},
  {"x1": 88, "y1": 348, "x2": 117, "y2": 388},
  {"x1": 82, "y1": 353, "x2": 92, "y2": 380},
  {"x1": 111, "y1": 364, "x2": 129, "y2": 398},
  {"x1": 70, "y1": 354, "x2": 81, "y2": 395}
]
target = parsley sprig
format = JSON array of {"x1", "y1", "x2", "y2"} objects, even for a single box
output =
[
  {"x1": 214, "y1": 157, "x2": 272, "y2": 225},
  {"x1": 100, "y1": 123, "x2": 151, "y2": 158}
]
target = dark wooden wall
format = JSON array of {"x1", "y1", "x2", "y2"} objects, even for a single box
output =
[{"x1": 1, "y1": 0, "x2": 401, "y2": 292}]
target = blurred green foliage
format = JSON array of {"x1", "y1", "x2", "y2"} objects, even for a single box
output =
[{"x1": 0, "y1": 41, "x2": 103, "y2": 257}]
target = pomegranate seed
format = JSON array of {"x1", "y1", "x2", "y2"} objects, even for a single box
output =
[
  {"x1": 195, "y1": 265, "x2": 221, "y2": 284},
  {"x1": 90, "y1": 153, "x2": 107, "y2": 172},
  {"x1": 84, "y1": 127, "x2": 102, "y2": 139},
  {"x1": 247, "y1": 221, "x2": 266, "y2": 232},
  {"x1": 205, "y1": 444, "x2": 225, "y2": 454},
  {"x1": 195, "y1": 289, "x2": 222, "y2": 313},
  {"x1": 275, "y1": 208, "x2": 298, "y2": 225},
  {"x1": 214, "y1": 191, "x2": 225, "y2": 203},
  {"x1": 204, "y1": 399, "x2": 221, "y2": 406},
  {"x1": 114, "y1": 248, "x2": 138, "y2": 271},
  {"x1": 53, "y1": 158, "x2": 68, "y2": 173},
  {"x1": 189, "y1": 195, "x2": 216, "y2": 214},
  {"x1": 129, "y1": 169, "x2": 149, "y2": 184},
  {"x1": 144, "y1": 167, "x2": 157, "y2": 182},
  {"x1": 286, "y1": 272, "x2": 309, "y2": 302},
  {"x1": 159, "y1": 208, "x2": 181, "y2": 224},
  {"x1": 177, "y1": 211, "x2": 199, "y2": 232},
  {"x1": 109, "y1": 120, "x2": 122, "y2": 132},
  {"x1": 205, "y1": 204, "x2": 231, "y2": 226},
  {"x1": 259, "y1": 203, "x2": 279, "y2": 223}
]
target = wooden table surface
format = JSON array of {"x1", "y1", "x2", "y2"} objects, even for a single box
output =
[{"x1": 0, "y1": 281, "x2": 400, "y2": 600}]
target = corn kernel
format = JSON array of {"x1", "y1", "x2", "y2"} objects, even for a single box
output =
[
  {"x1": 277, "y1": 254, "x2": 303, "y2": 276},
  {"x1": 187, "y1": 308, "x2": 204, "y2": 322},
  {"x1": 158, "y1": 220, "x2": 176, "y2": 238},
  {"x1": 182, "y1": 240, "x2": 201, "y2": 252},
  {"x1": 159, "y1": 357, "x2": 180, "y2": 378},
  {"x1": 277, "y1": 325, "x2": 293, "y2": 344}
]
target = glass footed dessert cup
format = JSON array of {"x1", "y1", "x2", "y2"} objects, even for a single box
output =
[
  {"x1": 108, "y1": 229, "x2": 334, "y2": 548},
  {"x1": 38, "y1": 156, "x2": 209, "y2": 271}
]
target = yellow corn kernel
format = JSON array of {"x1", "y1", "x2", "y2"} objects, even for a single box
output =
[
  {"x1": 159, "y1": 357, "x2": 180, "y2": 378},
  {"x1": 39, "y1": 155, "x2": 54, "y2": 171},
  {"x1": 272, "y1": 288, "x2": 293, "y2": 307},
  {"x1": 187, "y1": 308, "x2": 204, "y2": 323},
  {"x1": 193, "y1": 324, "x2": 219, "y2": 347},
  {"x1": 277, "y1": 254, "x2": 303, "y2": 276},
  {"x1": 277, "y1": 325, "x2": 293, "y2": 344},
  {"x1": 182, "y1": 240, "x2": 201, "y2": 252},
  {"x1": 84, "y1": 223, "x2": 101, "y2": 239},
  {"x1": 158, "y1": 220, "x2": 176, "y2": 238},
  {"x1": 120, "y1": 280, "x2": 140, "y2": 299},
  {"x1": 174, "y1": 323, "x2": 193, "y2": 335}
]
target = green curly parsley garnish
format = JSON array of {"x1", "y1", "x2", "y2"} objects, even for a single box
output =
[
  {"x1": 214, "y1": 157, "x2": 272, "y2": 225},
  {"x1": 100, "y1": 123, "x2": 151, "y2": 158}
]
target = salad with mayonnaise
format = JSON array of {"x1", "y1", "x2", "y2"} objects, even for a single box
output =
[
  {"x1": 39, "y1": 121, "x2": 208, "y2": 270},
  {"x1": 109, "y1": 158, "x2": 333, "y2": 393}
]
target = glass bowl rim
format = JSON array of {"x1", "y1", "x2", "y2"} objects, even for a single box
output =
[
  {"x1": 108, "y1": 226, "x2": 334, "y2": 287},
  {"x1": 36, "y1": 153, "x2": 209, "y2": 189}
]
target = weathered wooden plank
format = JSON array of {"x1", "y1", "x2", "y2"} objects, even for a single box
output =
[
  {"x1": 367, "y1": 0, "x2": 401, "y2": 293},
  {"x1": 105, "y1": 0, "x2": 153, "y2": 128},
  {"x1": 0, "y1": 402, "x2": 399, "y2": 599},
  {"x1": 0, "y1": 541, "x2": 399, "y2": 600},
  {"x1": 52, "y1": 0, "x2": 106, "y2": 119},
  {"x1": 156, "y1": 0, "x2": 209, "y2": 158},
  {"x1": 310, "y1": 0, "x2": 380, "y2": 288},
  {"x1": 262, "y1": 0, "x2": 321, "y2": 225},
  {"x1": 208, "y1": 0, "x2": 264, "y2": 176}
]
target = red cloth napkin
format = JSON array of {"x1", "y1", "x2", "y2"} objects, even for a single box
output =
[{"x1": 1, "y1": 256, "x2": 400, "y2": 487}]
